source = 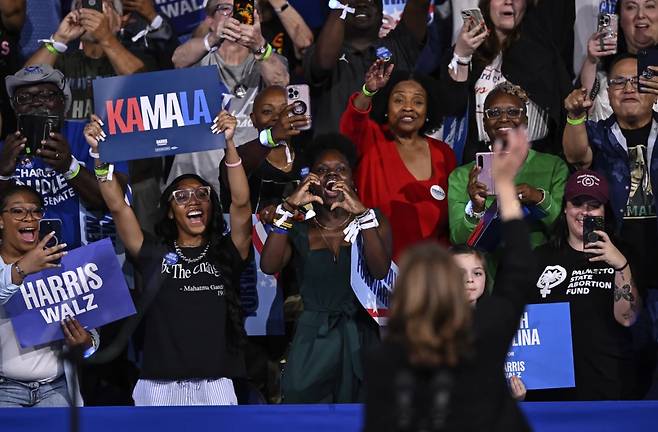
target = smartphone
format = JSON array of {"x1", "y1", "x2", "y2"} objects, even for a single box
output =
[
  {"x1": 233, "y1": 0, "x2": 254, "y2": 25},
  {"x1": 475, "y1": 152, "x2": 495, "y2": 195},
  {"x1": 82, "y1": 0, "x2": 103, "y2": 12},
  {"x1": 597, "y1": 13, "x2": 618, "y2": 41},
  {"x1": 583, "y1": 216, "x2": 604, "y2": 249},
  {"x1": 39, "y1": 218, "x2": 64, "y2": 264},
  {"x1": 638, "y1": 47, "x2": 658, "y2": 92},
  {"x1": 17, "y1": 114, "x2": 62, "y2": 156},
  {"x1": 461, "y1": 8, "x2": 487, "y2": 36},
  {"x1": 286, "y1": 84, "x2": 312, "y2": 131}
]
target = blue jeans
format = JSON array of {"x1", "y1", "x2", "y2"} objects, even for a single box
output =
[{"x1": 0, "y1": 374, "x2": 70, "y2": 407}]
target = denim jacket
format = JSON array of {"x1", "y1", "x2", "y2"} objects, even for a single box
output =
[{"x1": 586, "y1": 113, "x2": 658, "y2": 231}]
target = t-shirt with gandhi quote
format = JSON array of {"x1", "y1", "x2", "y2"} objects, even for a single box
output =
[
  {"x1": 137, "y1": 233, "x2": 247, "y2": 380},
  {"x1": 526, "y1": 244, "x2": 635, "y2": 401}
]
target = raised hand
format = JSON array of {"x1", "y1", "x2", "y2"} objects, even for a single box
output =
[
  {"x1": 586, "y1": 230, "x2": 627, "y2": 269},
  {"x1": 286, "y1": 174, "x2": 324, "y2": 207},
  {"x1": 271, "y1": 104, "x2": 311, "y2": 141},
  {"x1": 564, "y1": 88, "x2": 593, "y2": 119},
  {"x1": 79, "y1": 7, "x2": 113, "y2": 43},
  {"x1": 516, "y1": 183, "x2": 543, "y2": 205},
  {"x1": 454, "y1": 18, "x2": 488, "y2": 58},
  {"x1": 212, "y1": 110, "x2": 238, "y2": 141},
  {"x1": 329, "y1": 181, "x2": 367, "y2": 214},
  {"x1": 364, "y1": 59, "x2": 394, "y2": 94},
  {"x1": 53, "y1": 10, "x2": 85, "y2": 44},
  {"x1": 0, "y1": 131, "x2": 26, "y2": 177},
  {"x1": 36, "y1": 132, "x2": 74, "y2": 173},
  {"x1": 467, "y1": 164, "x2": 487, "y2": 213},
  {"x1": 83, "y1": 114, "x2": 106, "y2": 152},
  {"x1": 239, "y1": 8, "x2": 266, "y2": 53},
  {"x1": 16, "y1": 232, "x2": 68, "y2": 276},
  {"x1": 492, "y1": 127, "x2": 529, "y2": 185},
  {"x1": 586, "y1": 31, "x2": 617, "y2": 64},
  {"x1": 639, "y1": 66, "x2": 658, "y2": 95}
]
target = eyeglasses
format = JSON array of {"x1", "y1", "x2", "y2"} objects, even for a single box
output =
[
  {"x1": 1, "y1": 206, "x2": 46, "y2": 221},
  {"x1": 213, "y1": 4, "x2": 233, "y2": 16},
  {"x1": 170, "y1": 186, "x2": 212, "y2": 205},
  {"x1": 608, "y1": 76, "x2": 639, "y2": 90},
  {"x1": 14, "y1": 90, "x2": 64, "y2": 105},
  {"x1": 483, "y1": 107, "x2": 525, "y2": 120}
]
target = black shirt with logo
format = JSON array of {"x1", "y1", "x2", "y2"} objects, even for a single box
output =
[
  {"x1": 620, "y1": 124, "x2": 658, "y2": 291},
  {"x1": 526, "y1": 243, "x2": 635, "y2": 400},
  {"x1": 137, "y1": 233, "x2": 247, "y2": 380}
]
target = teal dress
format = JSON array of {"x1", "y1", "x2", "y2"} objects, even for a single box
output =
[{"x1": 282, "y1": 221, "x2": 381, "y2": 403}]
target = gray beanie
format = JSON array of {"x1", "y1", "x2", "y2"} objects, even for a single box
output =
[{"x1": 5, "y1": 64, "x2": 72, "y2": 113}]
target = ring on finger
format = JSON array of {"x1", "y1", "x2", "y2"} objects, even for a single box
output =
[{"x1": 55, "y1": 152, "x2": 60, "y2": 160}]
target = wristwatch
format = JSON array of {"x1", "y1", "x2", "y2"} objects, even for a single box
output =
[
  {"x1": 273, "y1": 1, "x2": 290, "y2": 13},
  {"x1": 253, "y1": 42, "x2": 268, "y2": 56}
]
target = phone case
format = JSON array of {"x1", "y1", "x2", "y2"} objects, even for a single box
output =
[
  {"x1": 82, "y1": 0, "x2": 103, "y2": 12},
  {"x1": 583, "y1": 216, "x2": 604, "y2": 248},
  {"x1": 461, "y1": 8, "x2": 486, "y2": 35},
  {"x1": 638, "y1": 47, "x2": 658, "y2": 92},
  {"x1": 286, "y1": 85, "x2": 312, "y2": 131},
  {"x1": 233, "y1": 0, "x2": 254, "y2": 25},
  {"x1": 475, "y1": 152, "x2": 495, "y2": 195},
  {"x1": 39, "y1": 218, "x2": 64, "y2": 264},
  {"x1": 18, "y1": 114, "x2": 61, "y2": 156}
]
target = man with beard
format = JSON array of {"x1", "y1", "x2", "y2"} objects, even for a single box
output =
[
  {"x1": 304, "y1": 0, "x2": 431, "y2": 136},
  {"x1": 24, "y1": 0, "x2": 144, "y2": 120}
]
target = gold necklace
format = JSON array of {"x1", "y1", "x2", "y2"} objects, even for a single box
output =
[{"x1": 314, "y1": 215, "x2": 351, "y2": 230}]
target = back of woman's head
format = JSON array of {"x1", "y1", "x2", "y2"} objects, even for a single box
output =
[{"x1": 388, "y1": 243, "x2": 473, "y2": 368}]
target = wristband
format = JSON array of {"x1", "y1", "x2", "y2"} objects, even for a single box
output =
[
  {"x1": 225, "y1": 158, "x2": 243, "y2": 168},
  {"x1": 38, "y1": 36, "x2": 68, "y2": 53},
  {"x1": 273, "y1": 203, "x2": 294, "y2": 230},
  {"x1": 274, "y1": 2, "x2": 290, "y2": 13},
  {"x1": 256, "y1": 43, "x2": 273, "y2": 61},
  {"x1": 14, "y1": 261, "x2": 27, "y2": 278},
  {"x1": 465, "y1": 200, "x2": 485, "y2": 219},
  {"x1": 614, "y1": 261, "x2": 629, "y2": 272},
  {"x1": 204, "y1": 33, "x2": 218, "y2": 53},
  {"x1": 448, "y1": 53, "x2": 472, "y2": 72},
  {"x1": 89, "y1": 148, "x2": 100, "y2": 159},
  {"x1": 63, "y1": 157, "x2": 81, "y2": 181},
  {"x1": 343, "y1": 208, "x2": 379, "y2": 243},
  {"x1": 0, "y1": 174, "x2": 12, "y2": 181},
  {"x1": 131, "y1": 15, "x2": 165, "y2": 43},
  {"x1": 328, "y1": 0, "x2": 355, "y2": 20},
  {"x1": 259, "y1": 128, "x2": 278, "y2": 148},
  {"x1": 566, "y1": 114, "x2": 587, "y2": 126},
  {"x1": 361, "y1": 83, "x2": 377, "y2": 97}
]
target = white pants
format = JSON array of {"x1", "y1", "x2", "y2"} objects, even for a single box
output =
[{"x1": 132, "y1": 378, "x2": 237, "y2": 406}]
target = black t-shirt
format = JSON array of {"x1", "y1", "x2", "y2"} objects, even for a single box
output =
[
  {"x1": 137, "y1": 233, "x2": 248, "y2": 380},
  {"x1": 303, "y1": 23, "x2": 421, "y2": 136},
  {"x1": 526, "y1": 244, "x2": 635, "y2": 401},
  {"x1": 620, "y1": 123, "x2": 658, "y2": 291},
  {"x1": 0, "y1": 21, "x2": 21, "y2": 136},
  {"x1": 55, "y1": 51, "x2": 116, "y2": 120}
]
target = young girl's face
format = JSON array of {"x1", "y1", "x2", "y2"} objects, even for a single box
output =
[{"x1": 454, "y1": 253, "x2": 487, "y2": 306}]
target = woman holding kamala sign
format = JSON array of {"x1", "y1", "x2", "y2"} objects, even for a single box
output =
[
  {"x1": 84, "y1": 109, "x2": 252, "y2": 406},
  {"x1": 0, "y1": 184, "x2": 96, "y2": 407}
]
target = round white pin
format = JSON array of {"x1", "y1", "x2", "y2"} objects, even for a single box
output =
[{"x1": 430, "y1": 185, "x2": 446, "y2": 201}]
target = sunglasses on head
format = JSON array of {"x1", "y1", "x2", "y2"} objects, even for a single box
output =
[{"x1": 169, "y1": 186, "x2": 211, "y2": 205}]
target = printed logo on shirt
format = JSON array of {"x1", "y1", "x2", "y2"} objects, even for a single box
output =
[
  {"x1": 160, "y1": 258, "x2": 221, "y2": 279},
  {"x1": 536, "y1": 265, "x2": 567, "y2": 298},
  {"x1": 564, "y1": 268, "x2": 614, "y2": 295}
]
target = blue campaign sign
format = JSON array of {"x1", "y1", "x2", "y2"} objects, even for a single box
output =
[
  {"x1": 155, "y1": 0, "x2": 207, "y2": 36},
  {"x1": 505, "y1": 302, "x2": 575, "y2": 390},
  {"x1": 93, "y1": 66, "x2": 227, "y2": 163},
  {"x1": 4, "y1": 238, "x2": 136, "y2": 348}
]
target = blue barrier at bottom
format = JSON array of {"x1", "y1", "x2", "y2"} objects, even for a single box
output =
[{"x1": 2, "y1": 401, "x2": 658, "y2": 432}]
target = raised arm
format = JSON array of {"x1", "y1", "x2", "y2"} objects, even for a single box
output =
[
  {"x1": 215, "y1": 111, "x2": 252, "y2": 260},
  {"x1": 579, "y1": 32, "x2": 617, "y2": 97},
  {"x1": 83, "y1": 116, "x2": 143, "y2": 259},
  {"x1": 0, "y1": 0, "x2": 25, "y2": 32},
  {"x1": 563, "y1": 88, "x2": 593, "y2": 169},
  {"x1": 311, "y1": 8, "x2": 348, "y2": 72},
  {"x1": 586, "y1": 232, "x2": 641, "y2": 327},
  {"x1": 172, "y1": 14, "x2": 239, "y2": 68},
  {"x1": 268, "y1": 0, "x2": 313, "y2": 55},
  {"x1": 447, "y1": 19, "x2": 487, "y2": 83},
  {"x1": 398, "y1": 0, "x2": 430, "y2": 44},
  {"x1": 78, "y1": 8, "x2": 144, "y2": 75},
  {"x1": 25, "y1": 10, "x2": 84, "y2": 67},
  {"x1": 240, "y1": 10, "x2": 289, "y2": 86}
]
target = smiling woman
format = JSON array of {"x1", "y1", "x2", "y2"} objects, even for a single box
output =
[
  {"x1": 339, "y1": 60, "x2": 456, "y2": 260},
  {"x1": 0, "y1": 184, "x2": 97, "y2": 408},
  {"x1": 84, "y1": 110, "x2": 253, "y2": 406}
]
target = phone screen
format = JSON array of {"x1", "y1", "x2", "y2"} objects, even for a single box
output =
[
  {"x1": 17, "y1": 114, "x2": 62, "y2": 156},
  {"x1": 39, "y1": 218, "x2": 64, "y2": 264},
  {"x1": 583, "y1": 216, "x2": 604, "y2": 248}
]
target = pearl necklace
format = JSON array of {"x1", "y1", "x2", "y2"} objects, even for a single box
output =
[{"x1": 174, "y1": 241, "x2": 210, "y2": 264}]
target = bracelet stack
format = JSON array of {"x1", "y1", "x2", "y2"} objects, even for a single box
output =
[
  {"x1": 63, "y1": 157, "x2": 81, "y2": 180},
  {"x1": 272, "y1": 203, "x2": 294, "y2": 234},
  {"x1": 343, "y1": 208, "x2": 379, "y2": 243},
  {"x1": 94, "y1": 163, "x2": 114, "y2": 182}
]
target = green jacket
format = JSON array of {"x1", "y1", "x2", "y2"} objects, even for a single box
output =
[{"x1": 448, "y1": 149, "x2": 568, "y2": 249}]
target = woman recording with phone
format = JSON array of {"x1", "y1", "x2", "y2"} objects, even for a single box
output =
[
  {"x1": 83, "y1": 111, "x2": 252, "y2": 406},
  {"x1": 526, "y1": 169, "x2": 641, "y2": 401},
  {"x1": 0, "y1": 184, "x2": 97, "y2": 407}
]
